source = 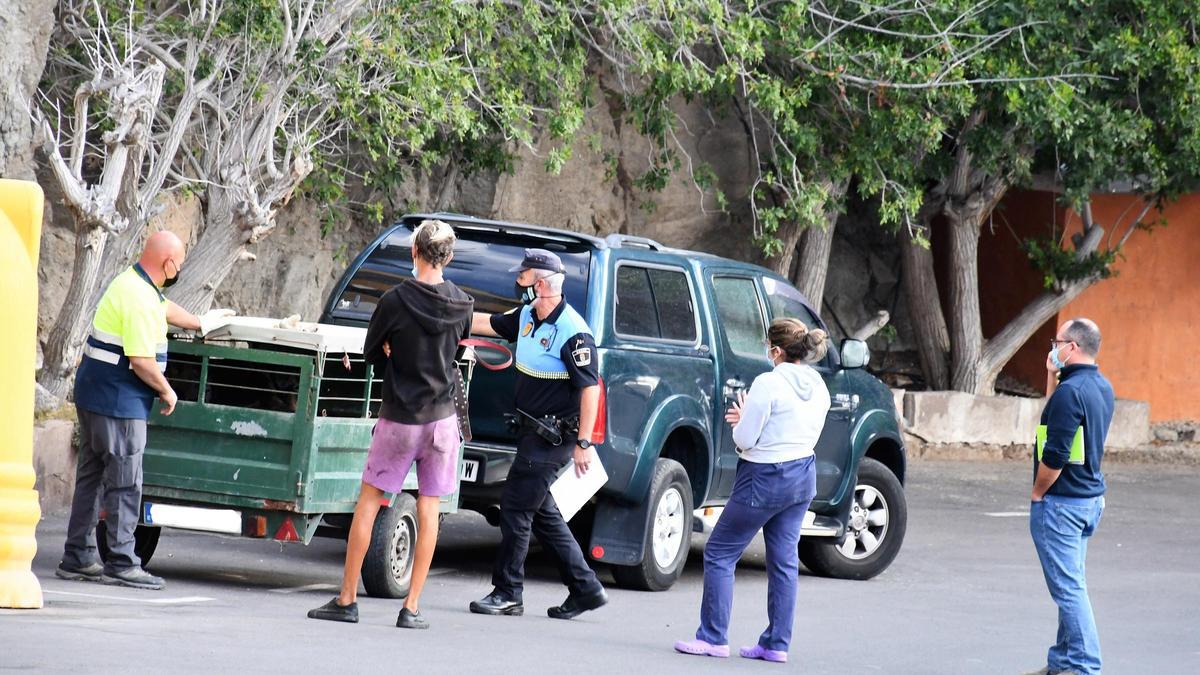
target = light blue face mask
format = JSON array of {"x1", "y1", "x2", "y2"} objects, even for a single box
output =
[{"x1": 1049, "y1": 344, "x2": 1068, "y2": 370}]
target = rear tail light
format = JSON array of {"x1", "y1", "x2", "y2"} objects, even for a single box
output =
[{"x1": 590, "y1": 377, "x2": 607, "y2": 444}]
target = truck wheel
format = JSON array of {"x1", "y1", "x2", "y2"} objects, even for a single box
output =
[
  {"x1": 95, "y1": 520, "x2": 161, "y2": 567},
  {"x1": 361, "y1": 493, "x2": 417, "y2": 598},
  {"x1": 799, "y1": 457, "x2": 906, "y2": 580},
  {"x1": 612, "y1": 458, "x2": 692, "y2": 591}
]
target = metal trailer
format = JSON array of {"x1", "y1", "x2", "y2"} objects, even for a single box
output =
[{"x1": 97, "y1": 319, "x2": 478, "y2": 598}]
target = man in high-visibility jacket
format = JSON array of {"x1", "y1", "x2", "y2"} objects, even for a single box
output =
[{"x1": 56, "y1": 231, "x2": 208, "y2": 590}]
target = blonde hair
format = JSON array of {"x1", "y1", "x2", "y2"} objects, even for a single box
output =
[
  {"x1": 768, "y1": 317, "x2": 829, "y2": 364},
  {"x1": 413, "y1": 219, "x2": 456, "y2": 267}
]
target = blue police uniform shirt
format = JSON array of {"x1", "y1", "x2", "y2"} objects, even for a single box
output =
[{"x1": 490, "y1": 300, "x2": 598, "y2": 419}]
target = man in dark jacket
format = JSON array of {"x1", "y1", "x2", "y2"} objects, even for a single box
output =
[
  {"x1": 1027, "y1": 318, "x2": 1113, "y2": 675},
  {"x1": 309, "y1": 219, "x2": 472, "y2": 629}
]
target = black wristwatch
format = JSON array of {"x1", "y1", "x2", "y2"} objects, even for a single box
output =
[{"x1": 575, "y1": 439, "x2": 593, "y2": 450}]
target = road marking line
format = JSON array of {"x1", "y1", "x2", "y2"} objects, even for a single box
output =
[
  {"x1": 429, "y1": 568, "x2": 453, "y2": 577},
  {"x1": 43, "y1": 589, "x2": 214, "y2": 605},
  {"x1": 984, "y1": 511, "x2": 1030, "y2": 517},
  {"x1": 267, "y1": 583, "x2": 338, "y2": 594}
]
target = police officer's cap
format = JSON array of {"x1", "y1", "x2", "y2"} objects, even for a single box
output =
[{"x1": 508, "y1": 248, "x2": 566, "y2": 274}]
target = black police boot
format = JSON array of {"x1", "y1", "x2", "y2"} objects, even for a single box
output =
[
  {"x1": 469, "y1": 591, "x2": 524, "y2": 616},
  {"x1": 547, "y1": 588, "x2": 608, "y2": 620}
]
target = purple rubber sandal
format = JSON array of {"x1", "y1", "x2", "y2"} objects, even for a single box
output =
[
  {"x1": 674, "y1": 639, "x2": 730, "y2": 658},
  {"x1": 740, "y1": 644, "x2": 788, "y2": 663}
]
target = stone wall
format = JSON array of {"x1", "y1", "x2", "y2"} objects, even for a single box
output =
[{"x1": 900, "y1": 390, "x2": 1151, "y2": 450}]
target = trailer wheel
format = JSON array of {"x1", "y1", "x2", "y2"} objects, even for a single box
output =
[
  {"x1": 361, "y1": 493, "x2": 417, "y2": 598},
  {"x1": 95, "y1": 520, "x2": 161, "y2": 567}
]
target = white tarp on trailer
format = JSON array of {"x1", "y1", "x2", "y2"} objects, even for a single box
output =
[{"x1": 199, "y1": 316, "x2": 367, "y2": 354}]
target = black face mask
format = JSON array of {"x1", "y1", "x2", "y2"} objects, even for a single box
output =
[
  {"x1": 163, "y1": 261, "x2": 181, "y2": 288},
  {"x1": 515, "y1": 281, "x2": 537, "y2": 305}
]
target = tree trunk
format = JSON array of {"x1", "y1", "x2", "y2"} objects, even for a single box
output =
[
  {"x1": 36, "y1": 226, "x2": 110, "y2": 400},
  {"x1": 165, "y1": 188, "x2": 245, "y2": 314},
  {"x1": 972, "y1": 280, "x2": 1092, "y2": 394},
  {"x1": 944, "y1": 209, "x2": 985, "y2": 393},
  {"x1": 767, "y1": 178, "x2": 845, "y2": 308},
  {"x1": 792, "y1": 196, "x2": 842, "y2": 309},
  {"x1": 899, "y1": 215, "x2": 950, "y2": 390}
]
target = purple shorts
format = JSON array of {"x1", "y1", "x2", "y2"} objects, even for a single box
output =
[{"x1": 362, "y1": 415, "x2": 460, "y2": 497}]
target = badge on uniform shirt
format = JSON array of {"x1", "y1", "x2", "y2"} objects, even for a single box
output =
[
  {"x1": 572, "y1": 347, "x2": 592, "y2": 367},
  {"x1": 522, "y1": 322, "x2": 533, "y2": 337},
  {"x1": 540, "y1": 337, "x2": 550, "y2": 349}
]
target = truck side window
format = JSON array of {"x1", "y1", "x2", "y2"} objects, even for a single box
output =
[
  {"x1": 615, "y1": 264, "x2": 697, "y2": 343},
  {"x1": 615, "y1": 266, "x2": 660, "y2": 338},
  {"x1": 647, "y1": 268, "x2": 697, "y2": 342},
  {"x1": 711, "y1": 276, "x2": 767, "y2": 358}
]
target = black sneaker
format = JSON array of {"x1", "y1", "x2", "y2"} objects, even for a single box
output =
[
  {"x1": 100, "y1": 566, "x2": 165, "y2": 590},
  {"x1": 547, "y1": 588, "x2": 608, "y2": 620},
  {"x1": 55, "y1": 561, "x2": 104, "y2": 582},
  {"x1": 307, "y1": 598, "x2": 359, "y2": 623},
  {"x1": 396, "y1": 607, "x2": 429, "y2": 629},
  {"x1": 469, "y1": 591, "x2": 524, "y2": 616}
]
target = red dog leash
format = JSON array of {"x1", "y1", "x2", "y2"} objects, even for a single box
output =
[{"x1": 459, "y1": 338, "x2": 513, "y2": 371}]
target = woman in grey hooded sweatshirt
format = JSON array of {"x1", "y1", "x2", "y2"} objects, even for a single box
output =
[{"x1": 675, "y1": 317, "x2": 831, "y2": 664}]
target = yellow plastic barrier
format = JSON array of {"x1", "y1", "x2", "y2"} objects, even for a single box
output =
[{"x1": 0, "y1": 179, "x2": 45, "y2": 609}]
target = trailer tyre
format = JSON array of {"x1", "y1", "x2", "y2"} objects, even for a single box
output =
[
  {"x1": 611, "y1": 458, "x2": 692, "y2": 591},
  {"x1": 362, "y1": 493, "x2": 417, "y2": 598},
  {"x1": 95, "y1": 520, "x2": 161, "y2": 567}
]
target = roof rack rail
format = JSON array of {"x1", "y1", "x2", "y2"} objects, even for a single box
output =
[{"x1": 605, "y1": 233, "x2": 663, "y2": 250}]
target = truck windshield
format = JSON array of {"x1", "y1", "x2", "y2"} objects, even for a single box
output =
[{"x1": 324, "y1": 220, "x2": 592, "y2": 325}]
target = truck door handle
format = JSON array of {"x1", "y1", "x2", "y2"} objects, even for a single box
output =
[
  {"x1": 723, "y1": 378, "x2": 746, "y2": 400},
  {"x1": 829, "y1": 394, "x2": 860, "y2": 413}
]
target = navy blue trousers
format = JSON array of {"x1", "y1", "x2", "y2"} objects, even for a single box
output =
[{"x1": 696, "y1": 456, "x2": 816, "y2": 652}]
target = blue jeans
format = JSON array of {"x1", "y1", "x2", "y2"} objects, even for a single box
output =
[
  {"x1": 696, "y1": 456, "x2": 816, "y2": 652},
  {"x1": 1030, "y1": 493, "x2": 1105, "y2": 675}
]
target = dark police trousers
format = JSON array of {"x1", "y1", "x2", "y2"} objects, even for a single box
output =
[
  {"x1": 492, "y1": 432, "x2": 604, "y2": 600},
  {"x1": 62, "y1": 408, "x2": 147, "y2": 572}
]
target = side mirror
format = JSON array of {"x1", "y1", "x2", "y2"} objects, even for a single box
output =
[{"x1": 841, "y1": 339, "x2": 870, "y2": 369}]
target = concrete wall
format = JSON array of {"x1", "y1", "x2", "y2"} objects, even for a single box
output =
[{"x1": 901, "y1": 391, "x2": 1150, "y2": 449}]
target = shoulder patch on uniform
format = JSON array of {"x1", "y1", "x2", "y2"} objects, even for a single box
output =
[
  {"x1": 571, "y1": 347, "x2": 592, "y2": 367},
  {"x1": 521, "y1": 322, "x2": 533, "y2": 337}
]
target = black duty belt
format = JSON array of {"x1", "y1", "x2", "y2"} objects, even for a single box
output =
[{"x1": 507, "y1": 409, "x2": 579, "y2": 446}]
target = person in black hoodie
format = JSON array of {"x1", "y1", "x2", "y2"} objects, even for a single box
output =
[{"x1": 308, "y1": 219, "x2": 473, "y2": 629}]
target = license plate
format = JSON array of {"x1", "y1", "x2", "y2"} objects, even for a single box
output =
[{"x1": 459, "y1": 459, "x2": 480, "y2": 482}]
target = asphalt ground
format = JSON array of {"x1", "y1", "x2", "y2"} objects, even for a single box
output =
[{"x1": 3, "y1": 459, "x2": 1198, "y2": 674}]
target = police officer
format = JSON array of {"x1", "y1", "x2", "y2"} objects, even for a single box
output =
[
  {"x1": 468, "y1": 248, "x2": 608, "y2": 619},
  {"x1": 56, "y1": 231, "x2": 221, "y2": 590}
]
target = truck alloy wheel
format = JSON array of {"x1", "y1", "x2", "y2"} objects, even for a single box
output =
[{"x1": 799, "y1": 457, "x2": 906, "y2": 580}]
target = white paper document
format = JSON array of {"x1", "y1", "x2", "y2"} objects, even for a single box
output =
[{"x1": 550, "y1": 453, "x2": 609, "y2": 522}]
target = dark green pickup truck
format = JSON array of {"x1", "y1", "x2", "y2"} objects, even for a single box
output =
[{"x1": 324, "y1": 213, "x2": 908, "y2": 590}]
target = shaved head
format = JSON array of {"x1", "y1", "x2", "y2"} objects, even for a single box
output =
[{"x1": 139, "y1": 230, "x2": 186, "y2": 288}]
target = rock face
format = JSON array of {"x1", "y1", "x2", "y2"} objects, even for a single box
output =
[{"x1": 0, "y1": 0, "x2": 56, "y2": 179}]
